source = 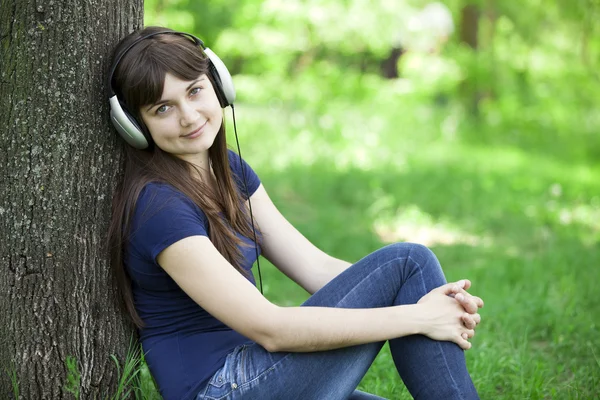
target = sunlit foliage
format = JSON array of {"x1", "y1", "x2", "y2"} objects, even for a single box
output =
[{"x1": 138, "y1": 1, "x2": 600, "y2": 398}]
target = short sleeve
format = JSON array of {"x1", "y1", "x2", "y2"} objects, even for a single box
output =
[
  {"x1": 129, "y1": 183, "x2": 209, "y2": 263},
  {"x1": 228, "y1": 149, "x2": 261, "y2": 200}
]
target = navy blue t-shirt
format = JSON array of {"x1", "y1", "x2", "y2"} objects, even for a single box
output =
[{"x1": 126, "y1": 150, "x2": 261, "y2": 400}]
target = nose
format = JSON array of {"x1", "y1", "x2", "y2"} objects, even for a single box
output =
[{"x1": 179, "y1": 101, "x2": 200, "y2": 127}]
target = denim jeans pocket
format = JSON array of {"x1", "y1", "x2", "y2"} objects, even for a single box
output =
[
  {"x1": 233, "y1": 346, "x2": 292, "y2": 398},
  {"x1": 201, "y1": 358, "x2": 235, "y2": 400},
  {"x1": 200, "y1": 344, "x2": 287, "y2": 400},
  {"x1": 201, "y1": 344, "x2": 254, "y2": 400}
]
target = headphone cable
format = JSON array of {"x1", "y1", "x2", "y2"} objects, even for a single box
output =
[{"x1": 231, "y1": 104, "x2": 264, "y2": 295}]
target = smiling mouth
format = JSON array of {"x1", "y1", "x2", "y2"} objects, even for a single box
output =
[{"x1": 182, "y1": 121, "x2": 207, "y2": 138}]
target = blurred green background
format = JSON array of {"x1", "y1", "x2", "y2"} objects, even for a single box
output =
[{"x1": 141, "y1": 0, "x2": 600, "y2": 398}]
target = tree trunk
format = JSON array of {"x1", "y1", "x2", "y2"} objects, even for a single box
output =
[
  {"x1": 460, "y1": 4, "x2": 479, "y2": 50},
  {"x1": 0, "y1": 0, "x2": 143, "y2": 398},
  {"x1": 458, "y1": 3, "x2": 481, "y2": 116},
  {"x1": 380, "y1": 47, "x2": 405, "y2": 80}
]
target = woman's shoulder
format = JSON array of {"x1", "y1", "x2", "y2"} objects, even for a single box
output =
[
  {"x1": 139, "y1": 181, "x2": 181, "y2": 197},
  {"x1": 136, "y1": 181, "x2": 198, "y2": 215},
  {"x1": 227, "y1": 148, "x2": 243, "y2": 169},
  {"x1": 138, "y1": 181, "x2": 189, "y2": 201},
  {"x1": 227, "y1": 148, "x2": 257, "y2": 170},
  {"x1": 226, "y1": 149, "x2": 261, "y2": 198},
  {"x1": 128, "y1": 181, "x2": 209, "y2": 261}
]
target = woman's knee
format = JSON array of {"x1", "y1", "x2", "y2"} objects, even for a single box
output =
[
  {"x1": 377, "y1": 242, "x2": 442, "y2": 277},
  {"x1": 379, "y1": 242, "x2": 438, "y2": 264}
]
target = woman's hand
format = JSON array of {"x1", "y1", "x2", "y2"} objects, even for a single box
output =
[
  {"x1": 450, "y1": 279, "x2": 484, "y2": 312},
  {"x1": 416, "y1": 282, "x2": 482, "y2": 350},
  {"x1": 447, "y1": 279, "x2": 483, "y2": 330}
]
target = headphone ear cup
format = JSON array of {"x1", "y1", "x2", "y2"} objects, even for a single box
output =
[
  {"x1": 109, "y1": 95, "x2": 150, "y2": 149},
  {"x1": 203, "y1": 47, "x2": 236, "y2": 108},
  {"x1": 207, "y1": 64, "x2": 228, "y2": 108}
]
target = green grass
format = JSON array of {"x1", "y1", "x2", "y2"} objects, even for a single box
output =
[
  {"x1": 122, "y1": 66, "x2": 599, "y2": 398},
  {"x1": 229, "y1": 69, "x2": 599, "y2": 399},
  {"x1": 247, "y1": 159, "x2": 599, "y2": 398},
  {"x1": 6, "y1": 363, "x2": 19, "y2": 400},
  {"x1": 64, "y1": 355, "x2": 81, "y2": 399}
]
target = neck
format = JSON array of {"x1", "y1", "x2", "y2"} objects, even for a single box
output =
[{"x1": 177, "y1": 151, "x2": 210, "y2": 176}]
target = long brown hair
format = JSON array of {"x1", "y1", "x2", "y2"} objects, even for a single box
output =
[{"x1": 107, "y1": 27, "x2": 258, "y2": 328}]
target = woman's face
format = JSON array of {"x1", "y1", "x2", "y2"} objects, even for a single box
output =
[{"x1": 140, "y1": 72, "x2": 222, "y2": 163}]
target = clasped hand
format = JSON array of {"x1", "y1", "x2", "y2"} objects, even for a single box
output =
[{"x1": 417, "y1": 279, "x2": 484, "y2": 350}]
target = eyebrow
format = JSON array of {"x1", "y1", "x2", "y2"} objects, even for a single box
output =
[{"x1": 146, "y1": 77, "x2": 206, "y2": 112}]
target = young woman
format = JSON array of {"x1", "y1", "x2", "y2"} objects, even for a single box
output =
[{"x1": 107, "y1": 26, "x2": 484, "y2": 400}]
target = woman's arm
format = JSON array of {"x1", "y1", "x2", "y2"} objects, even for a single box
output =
[
  {"x1": 157, "y1": 235, "x2": 474, "y2": 353},
  {"x1": 313, "y1": 256, "x2": 351, "y2": 293},
  {"x1": 249, "y1": 184, "x2": 484, "y2": 312},
  {"x1": 249, "y1": 184, "x2": 350, "y2": 294}
]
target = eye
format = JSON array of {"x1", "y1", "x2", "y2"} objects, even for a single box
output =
[
  {"x1": 156, "y1": 104, "x2": 170, "y2": 114},
  {"x1": 190, "y1": 86, "x2": 203, "y2": 96}
]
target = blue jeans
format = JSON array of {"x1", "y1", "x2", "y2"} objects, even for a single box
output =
[{"x1": 196, "y1": 243, "x2": 479, "y2": 400}]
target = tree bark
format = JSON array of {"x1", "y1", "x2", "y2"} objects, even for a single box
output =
[
  {"x1": 0, "y1": 0, "x2": 143, "y2": 398},
  {"x1": 380, "y1": 47, "x2": 405, "y2": 80},
  {"x1": 458, "y1": 3, "x2": 481, "y2": 116},
  {"x1": 460, "y1": 4, "x2": 479, "y2": 50}
]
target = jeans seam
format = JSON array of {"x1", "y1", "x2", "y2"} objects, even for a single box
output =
[
  {"x1": 240, "y1": 345, "x2": 247, "y2": 383},
  {"x1": 200, "y1": 349, "x2": 236, "y2": 400},
  {"x1": 199, "y1": 379, "x2": 216, "y2": 399},
  {"x1": 201, "y1": 376, "x2": 231, "y2": 400},
  {"x1": 203, "y1": 385, "x2": 232, "y2": 400},
  {"x1": 235, "y1": 256, "x2": 405, "y2": 397},
  {"x1": 409, "y1": 254, "x2": 463, "y2": 399},
  {"x1": 434, "y1": 341, "x2": 463, "y2": 398},
  {"x1": 334, "y1": 256, "x2": 406, "y2": 307},
  {"x1": 236, "y1": 352, "x2": 292, "y2": 392}
]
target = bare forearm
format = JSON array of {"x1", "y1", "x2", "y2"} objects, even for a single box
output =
[
  {"x1": 262, "y1": 304, "x2": 423, "y2": 352},
  {"x1": 306, "y1": 256, "x2": 352, "y2": 295}
]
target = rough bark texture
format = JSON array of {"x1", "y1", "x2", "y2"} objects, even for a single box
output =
[{"x1": 0, "y1": 0, "x2": 143, "y2": 398}]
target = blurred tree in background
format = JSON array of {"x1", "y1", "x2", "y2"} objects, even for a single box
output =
[{"x1": 146, "y1": 0, "x2": 600, "y2": 162}]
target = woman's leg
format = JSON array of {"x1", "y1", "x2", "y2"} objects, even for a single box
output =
[
  {"x1": 197, "y1": 339, "x2": 386, "y2": 400},
  {"x1": 197, "y1": 243, "x2": 478, "y2": 400},
  {"x1": 301, "y1": 242, "x2": 479, "y2": 399}
]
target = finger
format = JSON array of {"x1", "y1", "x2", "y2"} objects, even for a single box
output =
[
  {"x1": 451, "y1": 282, "x2": 484, "y2": 309},
  {"x1": 439, "y1": 279, "x2": 472, "y2": 295},
  {"x1": 450, "y1": 282, "x2": 465, "y2": 295},
  {"x1": 455, "y1": 292, "x2": 478, "y2": 314},
  {"x1": 462, "y1": 329, "x2": 475, "y2": 339},
  {"x1": 461, "y1": 313, "x2": 476, "y2": 329},
  {"x1": 473, "y1": 313, "x2": 481, "y2": 325},
  {"x1": 457, "y1": 336, "x2": 472, "y2": 350},
  {"x1": 438, "y1": 282, "x2": 464, "y2": 296},
  {"x1": 455, "y1": 282, "x2": 483, "y2": 308},
  {"x1": 472, "y1": 296, "x2": 484, "y2": 308},
  {"x1": 465, "y1": 294, "x2": 484, "y2": 312}
]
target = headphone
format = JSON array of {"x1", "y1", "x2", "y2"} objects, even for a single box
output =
[{"x1": 107, "y1": 30, "x2": 236, "y2": 149}]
